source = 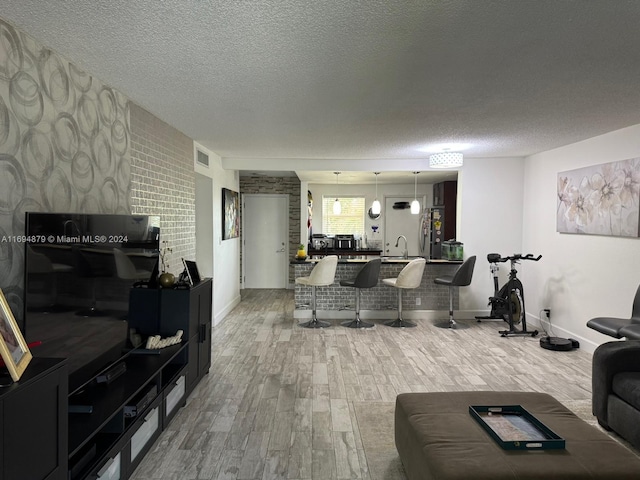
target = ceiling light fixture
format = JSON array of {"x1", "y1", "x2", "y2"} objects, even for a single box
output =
[
  {"x1": 429, "y1": 151, "x2": 463, "y2": 169},
  {"x1": 333, "y1": 172, "x2": 341, "y2": 215},
  {"x1": 411, "y1": 172, "x2": 420, "y2": 214},
  {"x1": 371, "y1": 172, "x2": 381, "y2": 215}
]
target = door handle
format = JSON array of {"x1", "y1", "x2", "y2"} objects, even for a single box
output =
[{"x1": 276, "y1": 248, "x2": 285, "y2": 253}]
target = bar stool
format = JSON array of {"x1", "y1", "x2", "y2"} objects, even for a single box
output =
[
  {"x1": 340, "y1": 258, "x2": 381, "y2": 328},
  {"x1": 434, "y1": 255, "x2": 476, "y2": 329},
  {"x1": 383, "y1": 258, "x2": 426, "y2": 328},
  {"x1": 295, "y1": 255, "x2": 338, "y2": 328},
  {"x1": 113, "y1": 248, "x2": 152, "y2": 284}
]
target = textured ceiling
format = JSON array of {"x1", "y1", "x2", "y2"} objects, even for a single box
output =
[{"x1": 3, "y1": 0, "x2": 640, "y2": 171}]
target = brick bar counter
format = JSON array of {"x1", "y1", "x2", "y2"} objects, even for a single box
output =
[{"x1": 292, "y1": 256, "x2": 462, "y2": 320}]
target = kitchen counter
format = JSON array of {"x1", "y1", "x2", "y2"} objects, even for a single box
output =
[
  {"x1": 293, "y1": 258, "x2": 463, "y2": 320},
  {"x1": 291, "y1": 255, "x2": 463, "y2": 264},
  {"x1": 307, "y1": 248, "x2": 382, "y2": 257}
]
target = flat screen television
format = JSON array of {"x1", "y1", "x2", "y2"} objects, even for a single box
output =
[{"x1": 23, "y1": 212, "x2": 160, "y2": 394}]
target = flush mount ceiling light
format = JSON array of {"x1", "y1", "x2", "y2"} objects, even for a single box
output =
[
  {"x1": 333, "y1": 172, "x2": 341, "y2": 215},
  {"x1": 411, "y1": 172, "x2": 420, "y2": 214},
  {"x1": 429, "y1": 151, "x2": 463, "y2": 169},
  {"x1": 371, "y1": 172, "x2": 381, "y2": 215}
]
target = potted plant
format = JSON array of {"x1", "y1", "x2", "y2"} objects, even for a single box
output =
[
  {"x1": 296, "y1": 243, "x2": 307, "y2": 259},
  {"x1": 158, "y1": 240, "x2": 175, "y2": 287}
]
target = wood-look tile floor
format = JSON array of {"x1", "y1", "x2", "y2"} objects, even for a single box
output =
[{"x1": 130, "y1": 289, "x2": 594, "y2": 480}]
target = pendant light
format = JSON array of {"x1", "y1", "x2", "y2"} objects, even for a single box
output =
[
  {"x1": 410, "y1": 172, "x2": 420, "y2": 214},
  {"x1": 371, "y1": 172, "x2": 381, "y2": 215},
  {"x1": 333, "y1": 172, "x2": 341, "y2": 215}
]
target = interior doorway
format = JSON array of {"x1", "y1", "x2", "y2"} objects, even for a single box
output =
[{"x1": 242, "y1": 194, "x2": 289, "y2": 288}]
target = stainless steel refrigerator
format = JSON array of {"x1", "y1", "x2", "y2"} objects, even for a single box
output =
[{"x1": 419, "y1": 207, "x2": 445, "y2": 259}]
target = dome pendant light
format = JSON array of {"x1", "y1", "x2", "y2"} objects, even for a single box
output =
[
  {"x1": 371, "y1": 172, "x2": 381, "y2": 215},
  {"x1": 429, "y1": 150, "x2": 463, "y2": 168},
  {"x1": 410, "y1": 172, "x2": 420, "y2": 214},
  {"x1": 333, "y1": 172, "x2": 341, "y2": 215}
]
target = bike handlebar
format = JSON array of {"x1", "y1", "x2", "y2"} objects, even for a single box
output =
[{"x1": 486, "y1": 253, "x2": 542, "y2": 263}]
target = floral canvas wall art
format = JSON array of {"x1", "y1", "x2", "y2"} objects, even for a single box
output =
[{"x1": 557, "y1": 158, "x2": 640, "y2": 237}]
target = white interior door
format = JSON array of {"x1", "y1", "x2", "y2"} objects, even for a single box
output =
[
  {"x1": 383, "y1": 196, "x2": 422, "y2": 256},
  {"x1": 243, "y1": 194, "x2": 288, "y2": 288}
]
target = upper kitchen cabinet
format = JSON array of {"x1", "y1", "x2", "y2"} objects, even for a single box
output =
[{"x1": 433, "y1": 181, "x2": 457, "y2": 241}]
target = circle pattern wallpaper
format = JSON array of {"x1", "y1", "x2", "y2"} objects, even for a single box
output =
[{"x1": 0, "y1": 19, "x2": 132, "y2": 320}]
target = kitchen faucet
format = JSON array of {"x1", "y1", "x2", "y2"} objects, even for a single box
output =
[{"x1": 395, "y1": 235, "x2": 408, "y2": 259}]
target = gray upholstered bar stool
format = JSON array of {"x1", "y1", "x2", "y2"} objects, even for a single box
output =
[
  {"x1": 295, "y1": 255, "x2": 338, "y2": 328},
  {"x1": 383, "y1": 258, "x2": 426, "y2": 328},
  {"x1": 113, "y1": 248, "x2": 152, "y2": 283},
  {"x1": 340, "y1": 258, "x2": 381, "y2": 328},
  {"x1": 434, "y1": 255, "x2": 476, "y2": 329}
]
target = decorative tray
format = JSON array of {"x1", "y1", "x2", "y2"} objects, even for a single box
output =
[{"x1": 469, "y1": 405, "x2": 565, "y2": 450}]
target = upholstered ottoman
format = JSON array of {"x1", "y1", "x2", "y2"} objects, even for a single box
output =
[{"x1": 395, "y1": 391, "x2": 640, "y2": 480}]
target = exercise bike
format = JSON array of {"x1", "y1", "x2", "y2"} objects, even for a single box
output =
[{"x1": 475, "y1": 253, "x2": 542, "y2": 337}]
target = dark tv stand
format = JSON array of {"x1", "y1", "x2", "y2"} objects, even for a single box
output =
[
  {"x1": 65, "y1": 277, "x2": 212, "y2": 480},
  {"x1": 10, "y1": 279, "x2": 213, "y2": 480},
  {"x1": 67, "y1": 343, "x2": 189, "y2": 480}
]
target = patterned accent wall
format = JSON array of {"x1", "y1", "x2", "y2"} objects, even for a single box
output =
[
  {"x1": 0, "y1": 19, "x2": 132, "y2": 320},
  {"x1": 0, "y1": 18, "x2": 196, "y2": 320},
  {"x1": 129, "y1": 104, "x2": 195, "y2": 276},
  {"x1": 239, "y1": 175, "x2": 301, "y2": 283}
]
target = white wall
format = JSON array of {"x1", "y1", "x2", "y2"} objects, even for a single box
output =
[
  {"x1": 522, "y1": 124, "x2": 640, "y2": 352},
  {"x1": 195, "y1": 145, "x2": 241, "y2": 326},
  {"x1": 457, "y1": 157, "x2": 526, "y2": 314}
]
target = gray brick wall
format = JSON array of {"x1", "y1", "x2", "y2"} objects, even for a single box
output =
[
  {"x1": 129, "y1": 104, "x2": 196, "y2": 276},
  {"x1": 239, "y1": 175, "x2": 301, "y2": 282},
  {"x1": 293, "y1": 262, "x2": 459, "y2": 311}
]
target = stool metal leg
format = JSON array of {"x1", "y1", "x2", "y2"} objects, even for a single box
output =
[
  {"x1": 385, "y1": 288, "x2": 416, "y2": 328},
  {"x1": 342, "y1": 288, "x2": 374, "y2": 328},
  {"x1": 435, "y1": 286, "x2": 470, "y2": 329},
  {"x1": 299, "y1": 285, "x2": 330, "y2": 328}
]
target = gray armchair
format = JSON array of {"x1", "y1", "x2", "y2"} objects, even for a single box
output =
[{"x1": 592, "y1": 340, "x2": 640, "y2": 450}]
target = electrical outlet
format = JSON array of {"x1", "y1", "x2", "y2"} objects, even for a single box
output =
[{"x1": 415, "y1": 298, "x2": 421, "y2": 306}]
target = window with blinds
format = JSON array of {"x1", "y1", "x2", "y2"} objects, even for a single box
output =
[{"x1": 322, "y1": 197, "x2": 365, "y2": 235}]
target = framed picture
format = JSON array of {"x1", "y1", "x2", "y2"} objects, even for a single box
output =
[
  {"x1": 181, "y1": 258, "x2": 202, "y2": 286},
  {"x1": 557, "y1": 157, "x2": 640, "y2": 237},
  {"x1": 222, "y1": 187, "x2": 240, "y2": 240},
  {"x1": 0, "y1": 289, "x2": 32, "y2": 382}
]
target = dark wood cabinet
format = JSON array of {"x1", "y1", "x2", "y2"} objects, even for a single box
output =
[
  {"x1": 0, "y1": 357, "x2": 68, "y2": 480},
  {"x1": 158, "y1": 279, "x2": 212, "y2": 394},
  {"x1": 129, "y1": 278, "x2": 212, "y2": 395},
  {"x1": 433, "y1": 181, "x2": 457, "y2": 241}
]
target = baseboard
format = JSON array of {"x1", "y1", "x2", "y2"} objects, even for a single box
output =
[{"x1": 214, "y1": 294, "x2": 241, "y2": 326}]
